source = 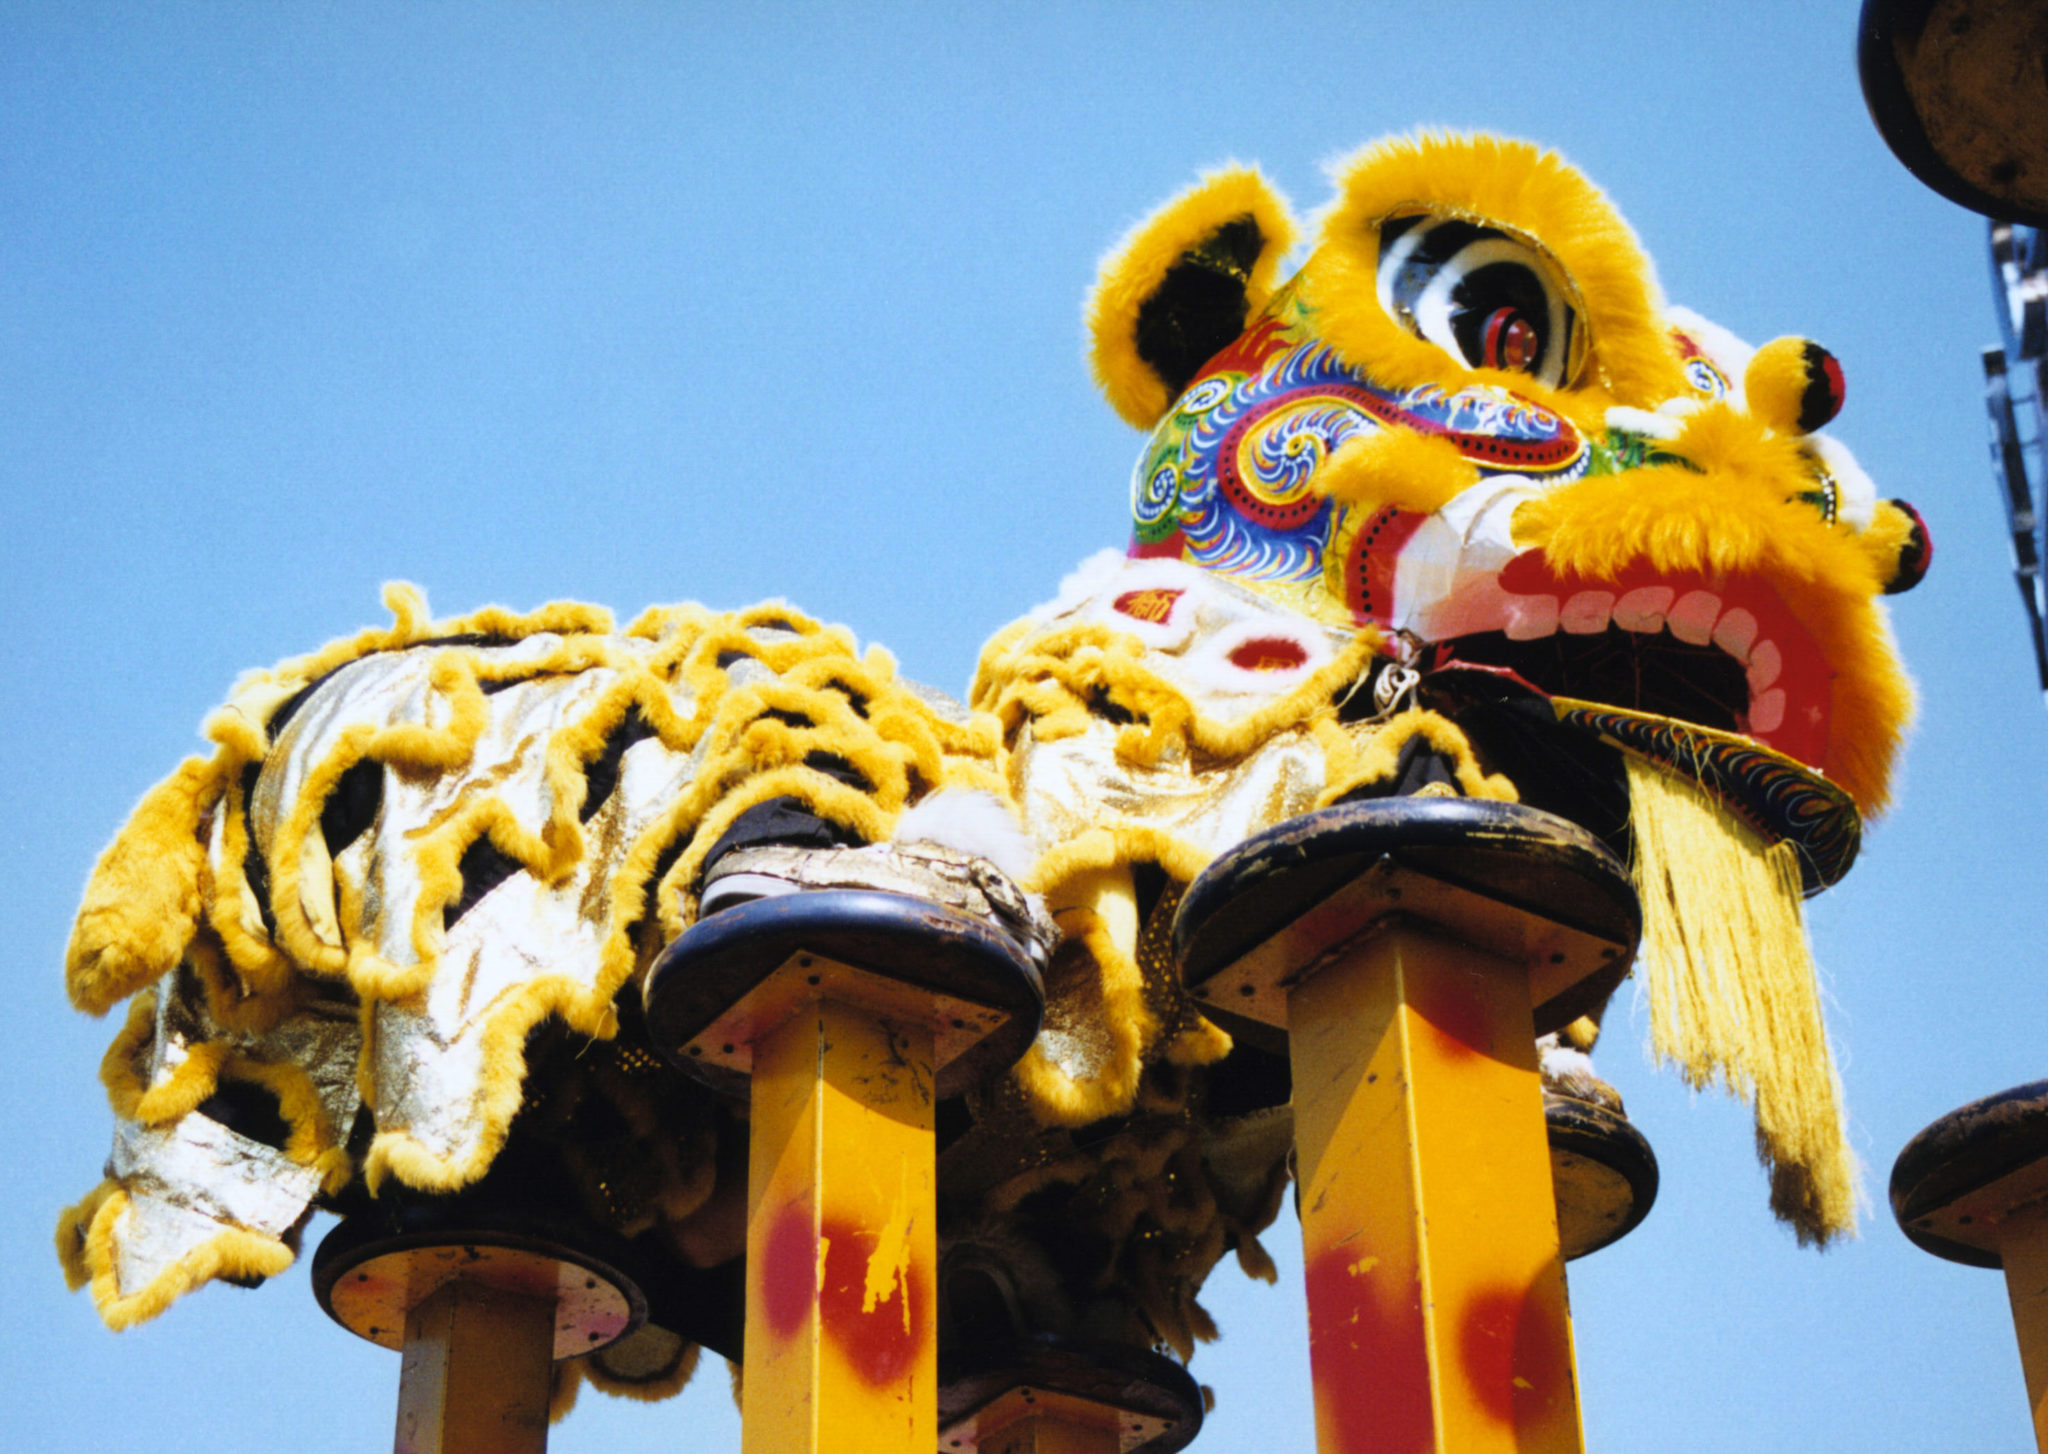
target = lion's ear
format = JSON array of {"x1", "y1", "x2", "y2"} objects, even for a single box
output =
[{"x1": 1086, "y1": 167, "x2": 1295, "y2": 429}]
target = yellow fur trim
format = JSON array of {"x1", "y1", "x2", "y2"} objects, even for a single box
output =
[
  {"x1": 1009, "y1": 827, "x2": 1231, "y2": 1126},
  {"x1": 361, "y1": 973, "x2": 610, "y2": 1194},
  {"x1": 1089, "y1": 166, "x2": 1298, "y2": 429},
  {"x1": 1513, "y1": 403, "x2": 1914, "y2": 813},
  {"x1": 1012, "y1": 864, "x2": 1151, "y2": 1126},
  {"x1": 97, "y1": 991, "x2": 160, "y2": 1119},
  {"x1": 130, "y1": 1042, "x2": 229, "y2": 1126},
  {"x1": 55, "y1": 1180, "x2": 115, "y2": 1291},
  {"x1": 1316, "y1": 709, "x2": 1519, "y2": 807},
  {"x1": 78, "y1": 1185, "x2": 296, "y2": 1329},
  {"x1": 97, "y1": 989, "x2": 352, "y2": 1189},
  {"x1": 973, "y1": 618, "x2": 1382, "y2": 772},
  {"x1": 1626, "y1": 756, "x2": 1857, "y2": 1245},
  {"x1": 1311, "y1": 427, "x2": 1479, "y2": 515},
  {"x1": 1301, "y1": 132, "x2": 1688, "y2": 419},
  {"x1": 570, "y1": 1325, "x2": 702, "y2": 1406},
  {"x1": 232, "y1": 1056, "x2": 355, "y2": 1192},
  {"x1": 68, "y1": 586, "x2": 1006, "y2": 1219},
  {"x1": 66, "y1": 757, "x2": 224, "y2": 1016}
]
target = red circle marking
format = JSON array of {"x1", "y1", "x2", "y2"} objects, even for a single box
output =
[
  {"x1": 817, "y1": 1217, "x2": 930, "y2": 1387},
  {"x1": 1305, "y1": 1247, "x2": 1434, "y2": 1453},
  {"x1": 760, "y1": 1205, "x2": 817, "y2": 1341}
]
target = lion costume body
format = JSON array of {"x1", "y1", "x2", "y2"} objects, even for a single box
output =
[{"x1": 58, "y1": 133, "x2": 1924, "y2": 1414}]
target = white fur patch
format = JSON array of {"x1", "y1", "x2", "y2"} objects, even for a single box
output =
[
  {"x1": 892, "y1": 790, "x2": 1039, "y2": 880},
  {"x1": 1539, "y1": 1044, "x2": 1597, "y2": 1080},
  {"x1": 1076, "y1": 555, "x2": 1212, "y2": 651},
  {"x1": 1665, "y1": 304, "x2": 1756, "y2": 381},
  {"x1": 1177, "y1": 616, "x2": 1333, "y2": 697},
  {"x1": 1029, "y1": 548, "x2": 1130, "y2": 622}
]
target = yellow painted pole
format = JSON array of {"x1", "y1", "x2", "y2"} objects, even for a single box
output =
[
  {"x1": 394, "y1": 1278, "x2": 556, "y2": 1454},
  {"x1": 2001, "y1": 1202, "x2": 2048, "y2": 1452},
  {"x1": 1288, "y1": 921, "x2": 1581, "y2": 1454},
  {"x1": 743, "y1": 994, "x2": 937, "y2": 1454}
]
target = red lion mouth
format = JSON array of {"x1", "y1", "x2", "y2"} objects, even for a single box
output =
[{"x1": 1430, "y1": 551, "x2": 1831, "y2": 768}]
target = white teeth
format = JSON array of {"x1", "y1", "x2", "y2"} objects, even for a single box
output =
[
  {"x1": 1613, "y1": 586, "x2": 1675, "y2": 632},
  {"x1": 1561, "y1": 590, "x2": 1615, "y2": 635},
  {"x1": 1667, "y1": 591, "x2": 1722, "y2": 645},
  {"x1": 1747, "y1": 639, "x2": 1782, "y2": 691},
  {"x1": 1503, "y1": 594, "x2": 1560, "y2": 640},
  {"x1": 1712, "y1": 608, "x2": 1759, "y2": 663},
  {"x1": 1748, "y1": 688, "x2": 1786, "y2": 733}
]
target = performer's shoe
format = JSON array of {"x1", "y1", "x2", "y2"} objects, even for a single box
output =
[
  {"x1": 1538, "y1": 1035, "x2": 1626, "y2": 1114},
  {"x1": 697, "y1": 840, "x2": 1059, "y2": 971}
]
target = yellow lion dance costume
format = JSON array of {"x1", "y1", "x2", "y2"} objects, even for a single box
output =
[{"x1": 57, "y1": 133, "x2": 1925, "y2": 1413}]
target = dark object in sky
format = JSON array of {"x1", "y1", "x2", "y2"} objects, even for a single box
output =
[{"x1": 1859, "y1": 0, "x2": 2048, "y2": 226}]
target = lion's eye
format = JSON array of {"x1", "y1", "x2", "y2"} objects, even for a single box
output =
[{"x1": 1377, "y1": 214, "x2": 1581, "y2": 387}]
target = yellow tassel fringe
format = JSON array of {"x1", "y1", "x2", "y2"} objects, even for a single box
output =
[{"x1": 1625, "y1": 755, "x2": 1857, "y2": 1244}]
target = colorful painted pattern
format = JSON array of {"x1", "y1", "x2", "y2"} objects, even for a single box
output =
[{"x1": 1130, "y1": 292, "x2": 1589, "y2": 615}]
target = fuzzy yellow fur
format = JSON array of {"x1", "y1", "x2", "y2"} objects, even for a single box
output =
[
  {"x1": 63, "y1": 1183, "x2": 297, "y2": 1329},
  {"x1": 1088, "y1": 166, "x2": 1298, "y2": 429},
  {"x1": 1626, "y1": 756, "x2": 1857, "y2": 1244},
  {"x1": 1310, "y1": 426, "x2": 1480, "y2": 517},
  {"x1": 97, "y1": 989, "x2": 354, "y2": 1190},
  {"x1": 553, "y1": 1332, "x2": 702, "y2": 1422},
  {"x1": 978, "y1": 622, "x2": 1519, "y2": 1125},
  {"x1": 66, "y1": 757, "x2": 224, "y2": 1016},
  {"x1": 74, "y1": 588, "x2": 1009, "y2": 1210},
  {"x1": 1316, "y1": 708, "x2": 1519, "y2": 807},
  {"x1": 1513, "y1": 403, "x2": 1914, "y2": 813},
  {"x1": 1299, "y1": 132, "x2": 1689, "y2": 427},
  {"x1": 1012, "y1": 829, "x2": 1230, "y2": 1126},
  {"x1": 973, "y1": 616, "x2": 1383, "y2": 771}
]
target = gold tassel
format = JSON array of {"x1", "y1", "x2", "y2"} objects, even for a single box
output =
[{"x1": 1624, "y1": 756, "x2": 1857, "y2": 1245}]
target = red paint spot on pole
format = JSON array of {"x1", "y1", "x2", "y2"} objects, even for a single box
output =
[
  {"x1": 760, "y1": 1205, "x2": 816, "y2": 1341},
  {"x1": 1305, "y1": 1247, "x2": 1434, "y2": 1454},
  {"x1": 1412, "y1": 971, "x2": 1491, "y2": 1060},
  {"x1": 1459, "y1": 1281, "x2": 1575, "y2": 1438},
  {"x1": 817, "y1": 1217, "x2": 929, "y2": 1387}
]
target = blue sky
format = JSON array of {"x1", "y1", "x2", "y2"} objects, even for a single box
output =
[{"x1": 5, "y1": 4, "x2": 2042, "y2": 1448}]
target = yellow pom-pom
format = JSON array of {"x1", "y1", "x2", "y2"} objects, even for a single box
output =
[{"x1": 1744, "y1": 336, "x2": 1845, "y2": 436}]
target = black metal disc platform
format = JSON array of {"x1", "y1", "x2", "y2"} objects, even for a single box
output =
[
  {"x1": 643, "y1": 889, "x2": 1045, "y2": 1100},
  {"x1": 1172, "y1": 797, "x2": 1640, "y2": 1038},
  {"x1": 312, "y1": 1197, "x2": 649, "y2": 1357},
  {"x1": 939, "y1": 1331, "x2": 1205, "y2": 1454},
  {"x1": 1547, "y1": 1093, "x2": 1660, "y2": 1260},
  {"x1": 1893, "y1": 1078, "x2": 2048, "y2": 1268}
]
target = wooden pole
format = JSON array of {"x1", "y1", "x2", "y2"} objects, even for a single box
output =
[
  {"x1": 394, "y1": 1278, "x2": 556, "y2": 1454},
  {"x1": 1288, "y1": 922, "x2": 1582, "y2": 1454},
  {"x1": 743, "y1": 995, "x2": 938, "y2": 1454}
]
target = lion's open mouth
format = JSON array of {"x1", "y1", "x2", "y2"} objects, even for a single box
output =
[{"x1": 1426, "y1": 553, "x2": 1832, "y2": 768}]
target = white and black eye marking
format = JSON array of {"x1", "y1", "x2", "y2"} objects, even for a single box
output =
[{"x1": 1376, "y1": 214, "x2": 1581, "y2": 387}]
